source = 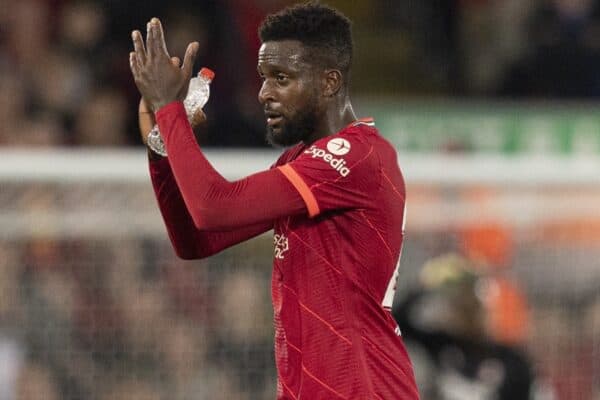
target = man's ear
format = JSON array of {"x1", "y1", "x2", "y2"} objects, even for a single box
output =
[{"x1": 322, "y1": 69, "x2": 343, "y2": 97}]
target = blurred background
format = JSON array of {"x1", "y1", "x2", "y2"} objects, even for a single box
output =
[{"x1": 0, "y1": 0, "x2": 599, "y2": 399}]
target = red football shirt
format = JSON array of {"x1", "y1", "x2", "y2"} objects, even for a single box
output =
[
  {"x1": 270, "y1": 120, "x2": 417, "y2": 399},
  {"x1": 150, "y1": 102, "x2": 419, "y2": 399}
]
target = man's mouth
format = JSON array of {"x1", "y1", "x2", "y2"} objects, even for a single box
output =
[{"x1": 265, "y1": 111, "x2": 283, "y2": 127}]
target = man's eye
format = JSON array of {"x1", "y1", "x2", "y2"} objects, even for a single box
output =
[{"x1": 276, "y1": 74, "x2": 288, "y2": 82}]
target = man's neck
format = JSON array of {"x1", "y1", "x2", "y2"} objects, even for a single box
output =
[{"x1": 306, "y1": 97, "x2": 357, "y2": 144}]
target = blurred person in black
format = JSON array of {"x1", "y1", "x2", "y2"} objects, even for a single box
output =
[
  {"x1": 393, "y1": 253, "x2": 535, "y2": 400},
  {"x1": 500, "y1": 0, "x2": 600, "y2": 98}
]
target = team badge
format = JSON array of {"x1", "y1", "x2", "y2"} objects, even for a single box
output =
[{"x1": 327, "y1": 138, "x2": 351, "y2": 156}]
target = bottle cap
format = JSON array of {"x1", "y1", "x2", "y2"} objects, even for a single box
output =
[{"x1": 199, "y1": 67, "x2": 215, "y2": 81}]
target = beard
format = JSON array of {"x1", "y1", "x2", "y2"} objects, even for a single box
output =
[{"x1": 266, "y1": 103, "x2": 319, "y2": 147}]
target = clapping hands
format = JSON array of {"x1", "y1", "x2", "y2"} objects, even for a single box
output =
[{"x1": 129, "y1": 18, "x2": 199, "y2": 112}]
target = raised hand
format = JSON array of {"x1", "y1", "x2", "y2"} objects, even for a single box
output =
[{"x1": 129, "y1": 18, "x2": 199, "y2": 111}]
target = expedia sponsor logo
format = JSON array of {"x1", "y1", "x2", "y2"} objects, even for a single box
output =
[{"x1": 304, "y1": 144, "x2": 351, "y2": 177}]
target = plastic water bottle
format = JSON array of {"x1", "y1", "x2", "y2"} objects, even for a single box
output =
[{"x1": 147, "y1": 67, "x2": 215, "y2": 157}]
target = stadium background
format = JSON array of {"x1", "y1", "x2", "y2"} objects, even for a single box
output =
[{"x1": 0, "y1": 0, "x2": 599, "y2": 399}]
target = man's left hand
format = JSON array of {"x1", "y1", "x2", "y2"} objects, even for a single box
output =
[{"x1": 129, "y1": 18, "x2": 199, "y2": 111}]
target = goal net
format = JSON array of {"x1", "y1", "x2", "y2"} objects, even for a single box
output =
[{"x1": 0, "y1": 149, "x2": 598, "y2": 400}]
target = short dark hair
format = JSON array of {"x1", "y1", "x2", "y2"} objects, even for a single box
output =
[{"x1": 259, "y1": 2, "x2": 353, "y2": 77}]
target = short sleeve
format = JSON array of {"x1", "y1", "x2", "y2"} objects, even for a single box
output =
[{"x1": 277, "y1": 130, "x2": 381, "y2": 217}]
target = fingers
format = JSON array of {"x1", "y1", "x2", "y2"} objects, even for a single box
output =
[
  {"x1": 190, "y1": 108, "x2": 207, "y2": 129},
  {"x1": 145, "y1": 20, "x2": 154, "y2": 58},
  {"x1": 131, "y1": 30, "x2": 146, "y2": 65},
  {"x1": 181, "y1": 42, "x2": 200, "y2": 79},
  {"x1": 153, "y1": 18, "x2": 169, "y2": 56},
  {"x1": 170, "y1": 57, "x2": 181, "y2": 68},
  {"x1": 146, "y1": 17, "x2": 169, "y2": 60},
  {"x1": 129, "y1": 51, "x2": 140, "y2": 80}
]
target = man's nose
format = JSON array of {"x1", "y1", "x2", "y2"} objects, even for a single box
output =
[{"x1": 258, "y1": 81, "x2": 275, "y2": 105}]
